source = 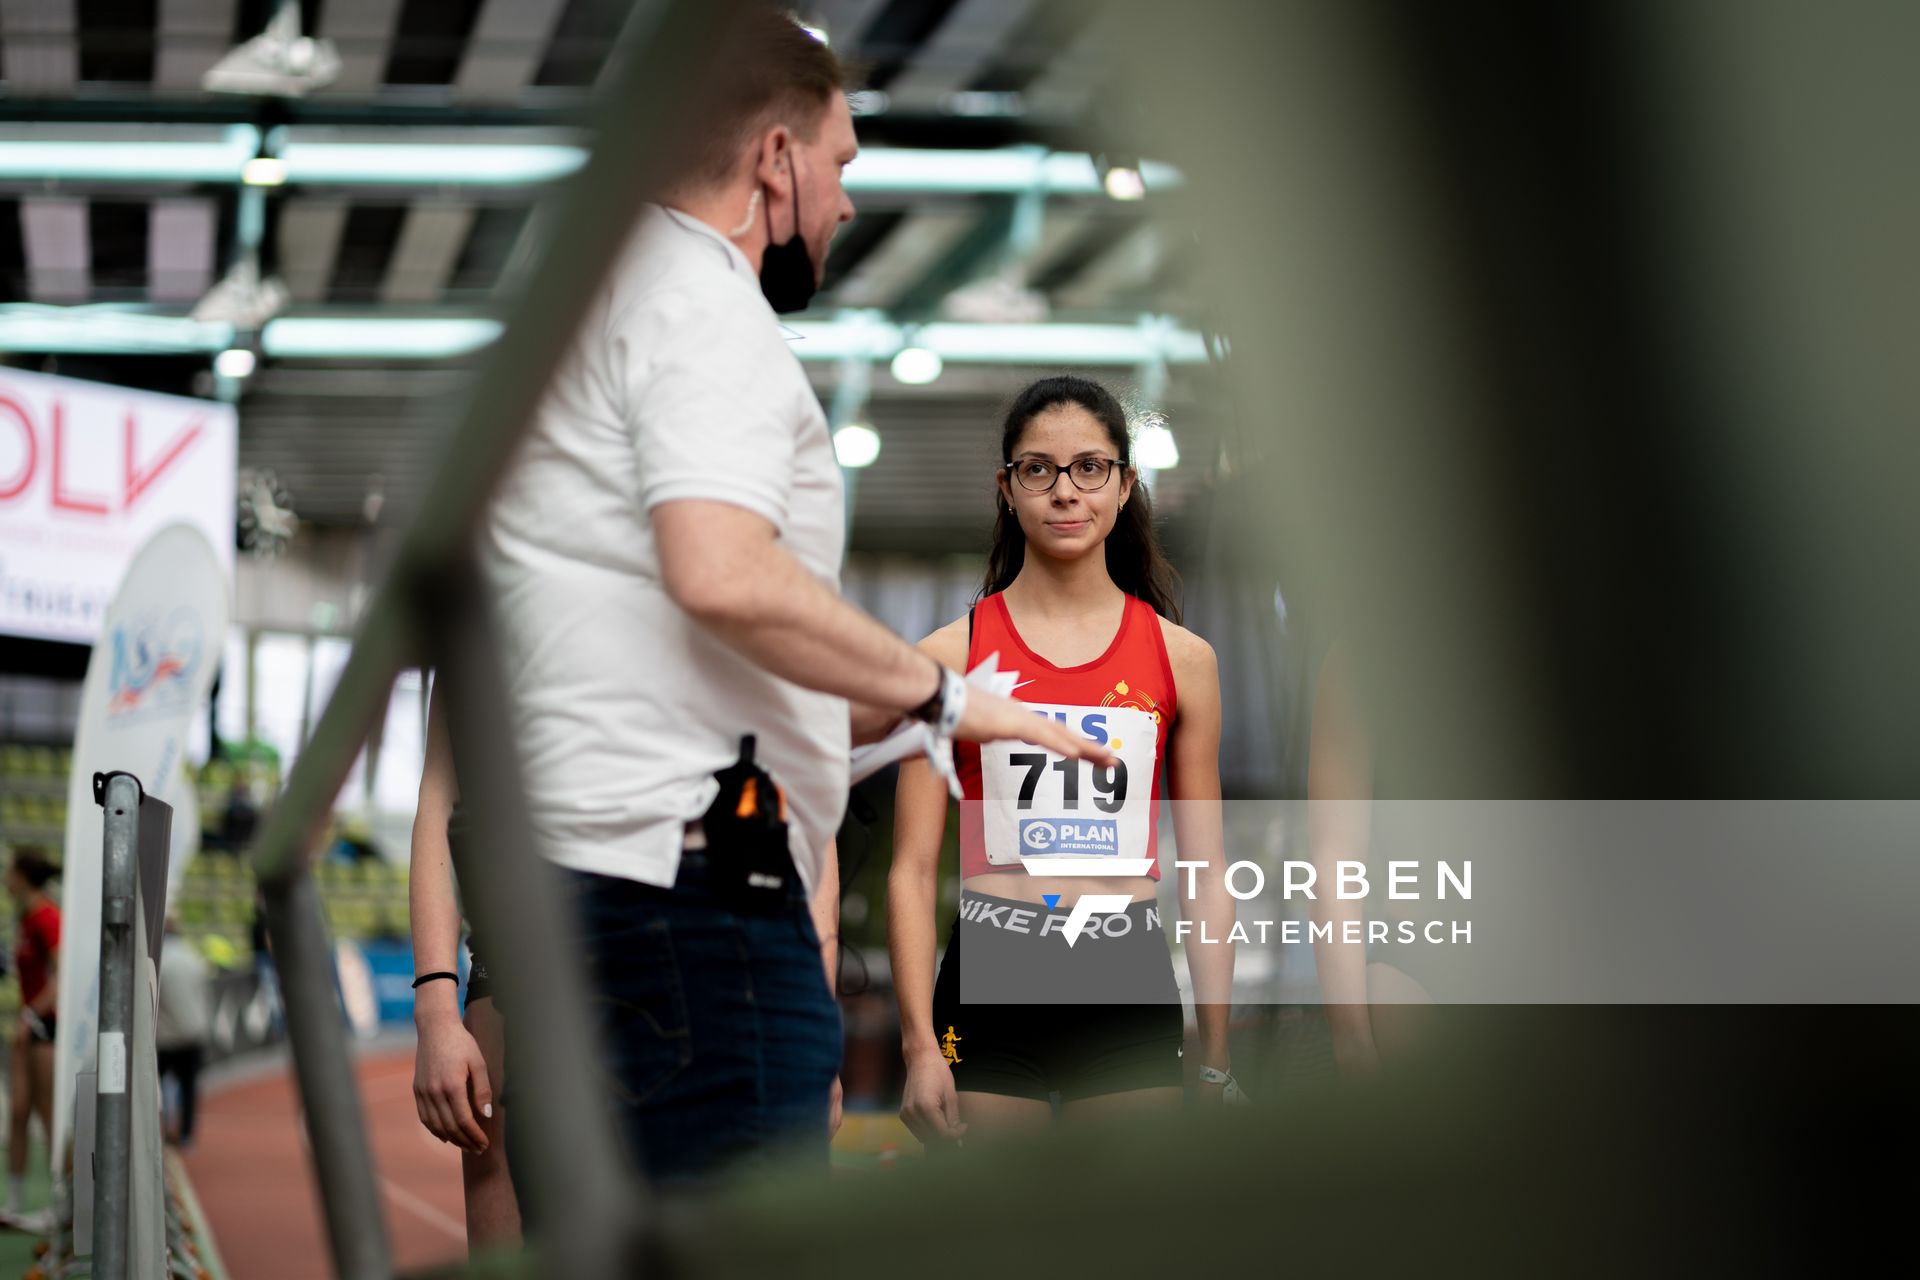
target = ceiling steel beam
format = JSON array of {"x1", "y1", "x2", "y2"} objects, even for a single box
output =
[
  {"x1": 833, "y1": 206, "x2": 976, "y2": 310},
  {"x1": 153, "y1": 0, "x2": 236, "y2": 92},
  {"x1": 452, "y1": 0, "x2": 569, "y2": 103},
  {"x1": 318, "y1": 0, "x2": 404, "y2": 97},
  {"x1": 20, "y1": 195, "x2": 87, "y2": 301},
  {"x1": 890, "y1": 195, "x2": 1019, "y2": 318},
  {"x1": 883, "y1": 0, "x2": 1037, "y2": 112},
  {"x1": 276, "y1": 200, "x2": 351, "y2": 303},
  {"x1": 147, "y1": 196, "x2": 217, "y2": 302},
  {"x1": 0, "y1": 0, "x2": 78, "y2": 95},
  {"x1": 379, "y1": 203, "x2": 477, "y2": 304}
]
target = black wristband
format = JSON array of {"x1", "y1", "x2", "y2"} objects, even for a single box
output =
[
  {"x1": 907, "y1": 654, "x2": 946, "y2": 723},
  {"x1": 411, "y1": 971, "x2": 459, "y2": 989}
]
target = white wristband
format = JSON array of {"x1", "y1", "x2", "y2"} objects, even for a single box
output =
[
  {"x1": 1199, "y1": 1065, "x2": 1251, "y2": 1104},
  {"x1": 934, "y1": 665, "x2": 966, "y2": 740}
]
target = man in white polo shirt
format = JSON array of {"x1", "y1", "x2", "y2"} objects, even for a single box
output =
[{"x1": 478, "y1": 9, "x2": 1109, "y2": 1188}]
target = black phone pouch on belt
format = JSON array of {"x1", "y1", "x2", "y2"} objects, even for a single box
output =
[{"x1": 700, "y1": 734, "x2": 798, "y2": 912}]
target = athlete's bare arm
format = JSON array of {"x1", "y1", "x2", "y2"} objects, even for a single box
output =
[
  {"x1": 651, "y1": 500, "x2": 1113, "y2": 765},
  {"x1": 409, "y1": 683, "x2": 494, "y2": 1153},
  {"x1": 888, "y1": 619, "x2": 971, "y2": 1143},
  {"x1": 1161, "y1": 617, "x2": 1235, "y2": 1090}
]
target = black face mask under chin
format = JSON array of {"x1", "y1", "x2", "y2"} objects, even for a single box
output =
[{"x1": 758, "y1": 164, "x2": 817, "y2": 314}]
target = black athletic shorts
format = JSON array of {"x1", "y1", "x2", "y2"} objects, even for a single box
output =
[
  {"x1": 929, "y1": 890, "x2": 1183, "y2": 1102},
  {"x1": 464, "y1": 932, "x2": 493, "y2": 1006}
]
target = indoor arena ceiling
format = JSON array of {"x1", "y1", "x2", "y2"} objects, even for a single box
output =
[{"x1": 0, "y1": 0, "x2": 1217, "y2": 547}]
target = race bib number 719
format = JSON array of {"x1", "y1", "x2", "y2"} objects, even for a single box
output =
[{"x1": 979, "y1": 703, "x2": 1157, "y2": 866}]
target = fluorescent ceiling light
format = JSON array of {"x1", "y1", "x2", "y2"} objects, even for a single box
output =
[
  {"x1": 0, "y1": 308, "x2": 1209, "y2": 366},
  {"x1": 833, "y1": 423, "x2": 881, "y2": 468},
  {"x1": 781, "y1": 318, "x2": 1210, "y2": 366},
  {"x1": 914, "y1": 322, "x2": 1130, "y2": 362},
  {"x1": 889, "y1": 346, "x2": 943, "y2": 385},
  {"x1": 261, "y1": 317, "x2": 502, "y2": 359},
  {"x1": 0, "y1": 125, "x2": 258, "y2": 182},
  {"x1": 921, "y1": 322, "x2": 1209, "y2": 365},
  {"x1": 0, "y1": 131, "x2": 1181, "y2": 197},
  {"x1": 842, "y1": 148, "x2": 1182, "y2": 195},
  {"x1": 844, "y1": 148, "x2": 1045, "y2": 194},
  {"x1": 280, "y1": 142, "x2": 587, "y2": 186},
  {"x1": 281, "y1": 144, "x2": 1177, "y2": 195},
  {"x1": 0, "y1": 306, "x2": 232, "y2": 354},
  {"x1": 0, "y1": 128, "x2": 582, "y2": 187}
]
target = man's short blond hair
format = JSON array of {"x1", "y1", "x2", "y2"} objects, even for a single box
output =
[{"x1": 665, "y1": 6, "x2": 850, "y2": 194}]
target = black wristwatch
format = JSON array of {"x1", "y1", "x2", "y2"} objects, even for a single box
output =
[{"x1": 908, "y1": 655, "x2": 946, "y2": 723}]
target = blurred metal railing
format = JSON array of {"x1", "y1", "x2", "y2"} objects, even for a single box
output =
[
  {"x1": 242, "y1": 3, "x2": 739, "y2": 1276},
  {"x1": 91, "y1": 774, "x2": 140, "y2": 1276}
]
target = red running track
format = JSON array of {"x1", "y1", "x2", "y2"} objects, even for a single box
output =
[{"x1": 181, "y1": 1048, "x2": 468, "y2": 1279}]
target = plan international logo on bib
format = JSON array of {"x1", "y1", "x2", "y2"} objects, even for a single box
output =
[{"x1": 1020, "y1": 817, "x2": 1119, "y2": 856}]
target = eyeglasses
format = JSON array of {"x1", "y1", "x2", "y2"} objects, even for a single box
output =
[{"x1": 1005, "y1": 456, "x2": 1123, "y2": 492}]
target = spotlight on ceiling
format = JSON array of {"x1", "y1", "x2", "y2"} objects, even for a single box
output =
[
  {"x1": 1097, "y1": 153, "x2": 1147, "y2": 201},
  {"x1": 203, "y1": 3, "x2": 341, "y2": 98},
  {"x1": 1135, "y1": 421, "x2": 1180, "y2": 470},
  {"x1": 214, "y1": 347, "x2": 257, "y2": 379},
  {"x1": 889, "y1": 345, "x2": 943, "y2": 386},
  {"x1": 241, "y1": 156, "x2": 288, "y2": 187},
  {"x1": 833, "y1": 423, "x2": 881, "y2": 469}
]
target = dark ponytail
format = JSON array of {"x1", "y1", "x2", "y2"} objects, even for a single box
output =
[{"x1": 981, "y1": 375, "x2": 1184, "y2": 623}]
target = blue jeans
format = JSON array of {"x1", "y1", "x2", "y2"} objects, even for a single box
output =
[{"x1": 562, "y1": 853, "x2": 841, "y2": 1187}]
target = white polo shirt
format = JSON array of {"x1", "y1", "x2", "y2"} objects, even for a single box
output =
[{"x1": 479, "y1": 203, "x2": 848, "y2": 894}]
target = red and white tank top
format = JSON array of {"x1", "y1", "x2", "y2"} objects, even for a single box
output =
[{"x1": 956, "y1": 591, "x2": 1178, "y2": 881}]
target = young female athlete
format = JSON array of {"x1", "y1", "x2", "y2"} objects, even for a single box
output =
[
  {"x1": 890, "y1": 375, "x2": 1237, "y2": 1145},
  {"x1": 408, "y1": 683, "x2": 520, "y2": 1245}
]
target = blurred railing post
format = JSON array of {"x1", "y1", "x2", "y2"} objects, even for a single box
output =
[
  {"x1": 91, "y1": 772, "x2": 142, "y2": 1279},
  {"x1": 89, "y1": 769, "x2": 175, "y2": 1279},
  {"x1": 242, "y1": 2, "x2": 741, "y2": 1275}
]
